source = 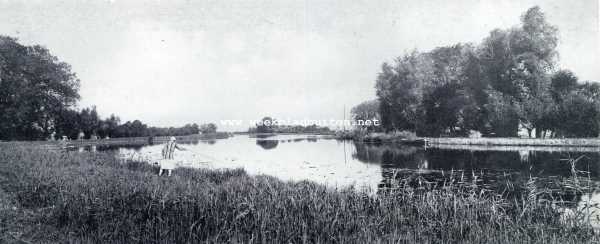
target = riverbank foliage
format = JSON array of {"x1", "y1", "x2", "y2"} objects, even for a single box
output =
[
  {"x1": 364, "y1": 7, "x2": 600, "y2": 138},
  {"x1": 1, "y1": 143, "x2": 599, "y2": 243},
  {"x1": 0, "y1": 36, "x2": 218, "y2": 141}
]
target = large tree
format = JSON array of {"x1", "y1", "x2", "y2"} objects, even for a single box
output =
[
  {"x1": 0, "y1": 36, "x2": 80, "y2": 140},
  {"x1": 479, "y1": 6, "x2": 558, "y2": 137},
  {"x1": 375, "y1": 51, "x2": 433, "y2": 132},
  {"x1": 372, "y1": 6, "x2": 571, "y2": 138}
]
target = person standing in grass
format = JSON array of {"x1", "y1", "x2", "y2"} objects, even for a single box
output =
[{"x1": 160, "y1": 136, "x2": 186, "y2": 176}]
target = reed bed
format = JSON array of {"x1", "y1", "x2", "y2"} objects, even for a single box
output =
[{"x1": 0, "y1": 143, "x2": 598, "y2": 243}]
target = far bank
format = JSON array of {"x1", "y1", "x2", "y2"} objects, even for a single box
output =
[{"x1": 340, "y1": 131, "x2": 600, "y2": 147}]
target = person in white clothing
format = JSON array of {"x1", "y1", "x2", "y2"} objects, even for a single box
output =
[{"x1": 159, "y1": 136, "x2": 186, "y2": 176}]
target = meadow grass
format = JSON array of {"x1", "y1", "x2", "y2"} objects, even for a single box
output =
[{"x1": 0, "y1": 143, "x2": 599, "y2": 243}]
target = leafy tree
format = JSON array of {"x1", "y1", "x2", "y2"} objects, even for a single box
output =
[
  {"x1": 550, "y1": 70, "x2": 578, "y2": 102},
  {"x1": 351, "y1": 100, "x2": 380, "y2": 132},
  {"x1": 483, "y1": 90, "x2": 520, "y2": 137},
  {"x1": 555, "y1": 92, "x2": 600, "y2": 137},
  {"x1": 53, "y1": 108, "x2": 81, "y2": 139},
  {"x1": 370, "y1": 6, "x2": 571, "y2": 138},
  {"x1": 99, "y1": 114, "x2": 120, "y2": 138},
  {"x1": 420, "y1": 82, "x2": 474, "y2": 137},
  {"x1": 375, "y1": 52, "x2": 432, "y2": 132},
  {"x1": 78, "y1": 106, "x2": 101, "y2": 137},
  {"x1": 0, "y1": 36, "x2": 80, "y2": 140}
]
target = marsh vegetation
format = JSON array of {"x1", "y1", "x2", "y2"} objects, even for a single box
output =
[{"x1": 1, "y1": 142, "x2": 600, "y2": 243}]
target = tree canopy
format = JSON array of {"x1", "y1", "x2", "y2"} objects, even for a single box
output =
[
  {"x1": 369, "y1": 6, "x2": 599, "y2": 138},
  {"x1": 0, "y1": 36, "x2": 80, "y2": 140}
]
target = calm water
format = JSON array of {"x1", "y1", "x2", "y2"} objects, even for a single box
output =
[{"x1": 96, "y1": 134, "x2": 600, "y2": 191}]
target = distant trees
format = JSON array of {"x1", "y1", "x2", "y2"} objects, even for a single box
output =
[
  {"x1": 370, "y1": 6, "x2": 599, "y2": 138},
  {"x1": 248, "y1": 116, "x2": 332, "y2": 134},
  {"x1": 350, "y1": 100, "x2": 380, "y2": 132},
  {"x1": 268, "y1": 124, "x2": 331, "y2": 134},
  {"x1": 50, "y1": 106, "x2": 204, "y2": 139},
  {"x1": 199, "y1": 123, "x2": 217, "y2": 134},
  {"x1": 255, "y1": 117, "x2": 275, "y2": 133},
  {"x1": 146, "y1": 123, "x2": 201, "y2": 138}
]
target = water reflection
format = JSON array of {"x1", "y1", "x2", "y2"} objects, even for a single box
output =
[
  {"x1": 351, "y1": 142, "x2": 600, "y2": 212},
  {"x1": 353, "y1": 143, "x2": 600, "y2": 179},
  {"x1": 201, "y1": 139, "x2": 217, "y2": 145},
  {"x1": 256, "y1": 139, "x2": 279, "y2": 150}
]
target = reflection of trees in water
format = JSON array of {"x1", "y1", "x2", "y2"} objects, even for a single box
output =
[
  {"x1": 253, "y1": 134, "x2": 275, "y2": 139},
  {"x1": 376, "y1": 166, "x2": 592, "y2": 204},
  {"x1": 275, "y1": 137, "x2": 319, "y2": 143},
  {"x1": 178, "y1": 139, "x2": 200, "y2": 145},
  {"x1": 256, "y1": 140, "x2": 279, "y2": 150},
  {"x1": 355, "y1": 143, "x2": 600, "y2": 177},
  {"x1": 353, "y1": 143, "x2": 422, "y2": 166},
  {"x1": 200, "y1": 139, "x2": 217, "y2": 145},
  {"x1": 353, "y1": 142, "x2": 600, "y2": 201},
  {"x1": 527, "y1": 151, "x2": 600, "y2": 178}
]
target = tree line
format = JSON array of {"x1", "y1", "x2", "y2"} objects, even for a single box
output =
[
  {"x1": 53, "y1": 106, "x2": 216, "y2": 139},
  {"x1": 358, "y1": 6, "x2": 600, "y2": 138},
  {"x1": 0, "y1": 36, "x2": 215, "y2": 141},
  {"x1": 249, "y1": 117, "x2": 332, "y2": 134}
]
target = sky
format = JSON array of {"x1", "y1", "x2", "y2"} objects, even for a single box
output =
[{"x1": 0, "y1": 0, "x2": 598, "y2": 131}]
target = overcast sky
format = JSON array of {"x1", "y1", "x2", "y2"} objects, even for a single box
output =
[{"x1": 0, "y1": 0, "x2": 598, "y2": 131}]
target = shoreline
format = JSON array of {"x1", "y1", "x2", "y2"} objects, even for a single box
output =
[
  {"x1": 424, "y1": 137, "x2": 600, "y2": 147},
  {"x1": 427, "y1": 143, "x2": 600, "y2": 152},
  {"x1": 49, "y1": 132, "x2": 233, "y2": 149},
  {"x1": 342, "y1": 132, "x2": 600, "y2": 148}
]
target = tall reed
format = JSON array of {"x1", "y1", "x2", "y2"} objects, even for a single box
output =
[{"x1": 0, "y1": 143, "x2": 598, "y2": 243}]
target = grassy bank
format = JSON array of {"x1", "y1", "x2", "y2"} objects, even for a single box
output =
[{"x1": 0, "y1": 143, "x2": 599, "y2": 243}]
